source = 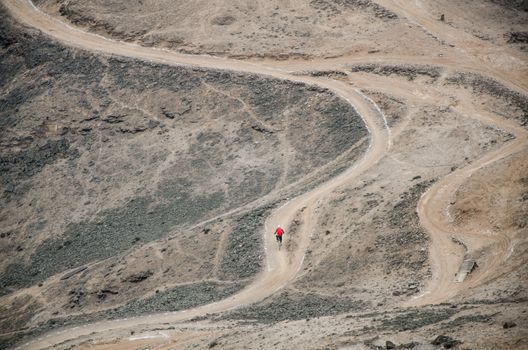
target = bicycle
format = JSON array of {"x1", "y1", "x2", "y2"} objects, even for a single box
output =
[{"x1": 276, "y1": 234, "x2": 282, "y2": 250}]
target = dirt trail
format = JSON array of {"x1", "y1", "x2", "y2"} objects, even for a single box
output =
[
  {"x1": 318, "y1": 70, "x2": 528, "y2": 307},
  {"x1": 3, "y1": 0, "x2": 527, "y2": 348},
  {"x1": 363, "y1": 0, "x2": 528, "y2": 306},
  {"x1": 407, "y1": 106, "x2": 528, "y2": 306},
  {"x1": 4, "y1": 1, "x2": 391, "y2": 349},
  {"x1": 374, "y1": 0, "x2": 527, "y2": 90}
]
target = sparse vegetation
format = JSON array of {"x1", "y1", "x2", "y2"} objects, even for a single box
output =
[{"x1": 1, "y1": 0, "x2": 527, "y2": 349}]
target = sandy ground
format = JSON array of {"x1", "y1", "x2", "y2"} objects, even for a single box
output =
[{"x1": 1, "y1": 0, "x2": 527, "y2": 349}]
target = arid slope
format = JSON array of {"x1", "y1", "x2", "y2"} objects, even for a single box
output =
[{"x1": 1, "y1": 0, "x2": 527, "y2": 349}]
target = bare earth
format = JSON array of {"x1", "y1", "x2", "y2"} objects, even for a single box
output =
[{"x1": 0, "y1": 0, "x2": 527, "y2": 349}]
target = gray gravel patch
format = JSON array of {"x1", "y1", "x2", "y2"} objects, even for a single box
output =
[
  {"x1": 374, "y1": 180, "x2": 434, "y2": 292},
  {"x1": 219, "y1": 208, "x2": 270, "y2": 280},
  {"x1": 0, "y1": 282, "x2": 243, "y2": 350},
  {"x1": 348, "y1": 63, "x2": 442, "y2": 81},
  {"x1": 376, "y1": 307, "x2": 459, "y2": 332},
  {"x1": 110, "y1": 281, "x2": 244, "y2": 317},
  {"x1": 310, "y1": 0, "x2": 397, "y2": 19},
  {"x1": 489, "y1": 0, "x2": 528, "y2": 11},
  {"x1": 445, "y1": 72, "x2": 528, "y2": 127},
  {"x1": 221, "y1": 290, "x2": 367, "y2": 323},
  {"x1": 1, "y1": 189, "x2": 224, "y2": 293}
]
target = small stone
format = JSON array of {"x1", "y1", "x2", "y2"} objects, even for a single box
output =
[
  {"x1": 80, "y1": 127, "x2": 92, "y2": 135},
  {"x1": 124, "y1": 270, "x2": 153, "y2": 283},
  {"x1": 148, "y1": 120, "x2": 160, "y2": 129},
  {"x1": 431, "y1": 335, "x2": 461, "y2": 348},
  {"x1": 503, "y1": 321, "x2": 517, "y2": 329},
  {"x1": 432, "y1": 335, "x2": 452, "y2": 345},
  {"x1": 103, "y1": 115, "x2": 124, "y2": 124}
]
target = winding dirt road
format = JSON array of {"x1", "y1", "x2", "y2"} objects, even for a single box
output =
[
  {"x1": 409, "y1": 104, "x2": 528, "y2": 306},
  {"x1": 5, "y1": 1, "x2": 391, "y2": 349},
  {"x1": 3, "y1": 0, "x2": 527, "y2": 348}
]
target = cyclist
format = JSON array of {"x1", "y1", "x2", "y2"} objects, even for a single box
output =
[{"x1": 275, "y1": 225, "x2": 285, "y2": 245}]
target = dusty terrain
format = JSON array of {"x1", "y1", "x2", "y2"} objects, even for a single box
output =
[{"x1": 0, "y1": 0, "x2": 527, "y2": 349}]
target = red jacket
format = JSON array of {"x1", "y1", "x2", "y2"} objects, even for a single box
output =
[{"x1": 275, "y1": 227, "x2": 284, "y2": 236}]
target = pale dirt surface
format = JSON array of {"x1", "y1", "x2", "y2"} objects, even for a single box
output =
[
  {"x1": 33, "y1": 0, "x2": 438, "y2": 59},
  {"x1": 1, "y1": 0, "x2": 527, "y2": 349}
]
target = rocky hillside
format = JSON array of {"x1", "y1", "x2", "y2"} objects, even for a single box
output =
[{"x1": 0, "y1": 7, "x2": 368, "y2": 347}]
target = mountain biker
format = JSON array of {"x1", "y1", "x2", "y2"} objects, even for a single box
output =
[{"x1": 275, "y1": 225, "x2": 284, "y2": 244}]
